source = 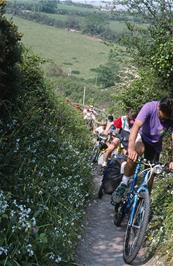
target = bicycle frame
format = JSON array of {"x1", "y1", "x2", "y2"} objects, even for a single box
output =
[
  {"x1": 122, "y1": 158, "x2": 171, "y2": 264},
  {"x1": 125, "y1": 158, "x2": 152, "y2": 226}
]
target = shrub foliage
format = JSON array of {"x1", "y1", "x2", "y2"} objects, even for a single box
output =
[
  {"x1": 0, "y1": 5, "x2": 92, "y2": 265},
  {"x1": 0, "y1": 0, "x2": 22, "y2": 104}
]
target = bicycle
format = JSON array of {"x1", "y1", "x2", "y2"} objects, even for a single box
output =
[
  {"x1": 113, "y1": 157, "x2": 171, "y2": 264},
  {"x1": 91, "y1": 133, "x2": 108, "y2": 163}
]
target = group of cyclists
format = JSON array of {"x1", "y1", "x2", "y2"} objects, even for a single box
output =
[{"x1": 84, "y1": 96, "x2": 173, "y2": 205}]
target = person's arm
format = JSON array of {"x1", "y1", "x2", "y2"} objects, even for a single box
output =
[
  {"x1": 103, "y1": 121, "x2": 114, "y2": 135},
  {"x1": 128, "y1": 119, "x2": 143, "y2": 161},
  {"x1": 95, "y1": 120, "x2": 105, "y2": 126},
  {"x1": 93, "y1": 109, "x2": 98, "y2": 115},
  {"x1": 128, "y1": 101, "x2": 153, "y2": 161}
]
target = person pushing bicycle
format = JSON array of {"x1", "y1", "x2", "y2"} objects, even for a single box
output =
[
  {"x1": 101, "y1": 109, "x2": 137, "y2": 167},
  {"x1": 112, "y1": 96, "x2": 173, "y2": 204}
]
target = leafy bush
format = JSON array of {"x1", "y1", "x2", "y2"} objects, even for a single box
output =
[
  {"x1": 54, "y1": 76, "x2": 115, "y2": 109},
  {"x1": 0, "y1": 1, "x2": 22, "y2": 104},
  {"x1": 118, "y1": 0, "x2": 173, "y2": 96},
  {"x1": 96, "y1": 65, "x2": 115, "y2": 88},
  {"x1": 71, "y1": 70, "x2": 80, "y2": 75},
  {"x1": 151, "y1": 37, "x2": 173, "y2": 91},
  {"x1": 48, "y1": 62, "x2": 66, "y2": 77},
  {"x1": 148, "y1": 173, "x2": 173, "y2": 266},
  {"x1": 39, "y1": 0, "x2": 57, "y2": 14},
  {"x1": 0, "y1": 44, "x2": 92, "y2": 265},
  {"x1": 113, "y1": 68, "x2": 164, "y2": 111}
]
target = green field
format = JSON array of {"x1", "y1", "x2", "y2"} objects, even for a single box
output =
[
  {"x1": 8, "y1": 15, "x2": 110, "y2": 79},
  {"x1": 109, "y1": 20, "x2": 128, "y2": 33}
]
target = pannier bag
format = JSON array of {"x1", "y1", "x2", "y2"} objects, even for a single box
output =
[
  {"x1": 100, "y1": 154, "x2": 126, "y2": 195},
  {"x1": 118, "y1": 129, "x2": 130, "y2": 150}
]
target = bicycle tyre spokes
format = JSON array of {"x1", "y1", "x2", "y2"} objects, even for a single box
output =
[{"x1": 123, "y1": 191, "x2": 150, "y2": 264}]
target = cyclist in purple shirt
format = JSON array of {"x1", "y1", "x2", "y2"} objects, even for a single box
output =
[{"x1": 112, "y1": 96, "x2": 173, "y2": 204}]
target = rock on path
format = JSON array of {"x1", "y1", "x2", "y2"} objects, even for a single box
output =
[{"x1": 76, "y1": 168, "x2": 153, "y2": 266}]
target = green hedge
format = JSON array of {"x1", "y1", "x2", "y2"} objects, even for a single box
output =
[
  {"x1": 0, "y1": 1, "x2": 21, "y2": 104},
  {"x1": 0, "y1": 49, "x2": 92, "y2": 265},
  {"x1": 148, "y1": 174, "x2": 173, "y2": 266}
]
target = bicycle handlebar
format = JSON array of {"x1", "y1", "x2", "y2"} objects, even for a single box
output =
[
  {"x1": 94, "y1": 132, "x2": 108, "y2": 142},
  {"x1": 139, "y1": 157, "x2": 173, "y2": 175}
]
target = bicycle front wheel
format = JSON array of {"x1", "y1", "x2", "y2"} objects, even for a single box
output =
[{"x1": 123, "y1": 191, "x2": 150, "y2": 264}]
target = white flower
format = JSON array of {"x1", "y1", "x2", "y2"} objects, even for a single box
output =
[
  {"x1": 26, "y1": 244, "x2": 34, "y2": 257},
  {"x1": 55, "y1": 255, "x2": 62, "y2": 263},
  {"x1": 0, "y1": 247, "x2": 8, "y2": 256}
]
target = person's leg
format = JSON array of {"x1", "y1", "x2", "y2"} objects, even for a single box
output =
[
  {"x1": 92, "y1": 119, "x2": 97, "y2": 133},
  {"x1": 111, "y1": 139, "x2": 145, "y2": 204},
  {"x1": 102, "y1": 137, "x2": 120, "y2": 167},
  {"x1": 142, "y1": 139, "x2": 160, "y2": 193}
]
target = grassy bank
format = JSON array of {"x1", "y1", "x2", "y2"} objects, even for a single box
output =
[{"x1": 0, "y1": 47, "x2": 93, "y2": 265}]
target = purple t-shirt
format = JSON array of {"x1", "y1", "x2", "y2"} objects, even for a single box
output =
[{"x1": 136, "y1": 101, "x2": 173, "y2": 152}]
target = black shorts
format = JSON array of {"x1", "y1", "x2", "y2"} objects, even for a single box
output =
[{"x1": 142, "y1": 138, "x2": 160, "y2": 162}]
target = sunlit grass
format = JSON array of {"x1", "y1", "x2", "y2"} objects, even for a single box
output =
[{"x1": 8, "y1": 15, "x2": 110, "y2": 78}]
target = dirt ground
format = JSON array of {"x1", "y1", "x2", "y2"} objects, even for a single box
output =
[{"x1": 76, "y1": 167, "x2": 156, "y2": 266}]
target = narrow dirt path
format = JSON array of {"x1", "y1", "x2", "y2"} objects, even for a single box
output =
[{"x1": 76, "y1": 167, "x2": 153, "y2": 266}]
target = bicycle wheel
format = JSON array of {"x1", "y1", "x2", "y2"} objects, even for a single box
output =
[
  {"x1": 114, "y1": 202, "x2": 125, "y2": 227},
  {"x1": 91, "y1": 145, "x2": 100, "y2": 163},
  {"x1": 123, "y1": 191, "x2": 150, "y2": 264},
  {"x1": 98, "y1": 184, "x2": 104, "y2": 199}
]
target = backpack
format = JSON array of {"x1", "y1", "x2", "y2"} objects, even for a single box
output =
[
  {"x1": 118, "y1": 129, "x2": 130, "y2": 150},
  {"x1": 100, "y1": 154, "x2": 126, "y2": 195}
]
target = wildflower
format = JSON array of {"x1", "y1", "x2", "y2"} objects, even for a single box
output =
[
  {"x1": 49, "y1": 254, "x2": 55, "y2": 260},
  {"x1": 31, "y1": 217, "x2": 36, "y2": 226},
  {"x1": 49, "y1": 253, "x2": 62, "y2": 263},
  {"x1": 26, "y1": 244, "x2": 34, "y2": 257},
  {"x1": 49, "y1": 138, "x2": 56, "y2": 143},
  {"x1": 10, "y1": 210, "x2": 15, "y2": 217},
  {"x1": 38, "y1": 171, "x2": 43, "y2": 177},
  {"x1": 0, "y1": 191, "x2": 8, "y2": 214},
  {"x1": 55, "y1": 255, "x2": 62, "y2": 263},
  {"x1": 0, "y1": 247, "x2": 8, "y2": 256}
]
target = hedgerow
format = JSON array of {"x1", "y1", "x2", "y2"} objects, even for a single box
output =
[
  {"x1": 0, "y1": 45, "x2": 92, "y2": 265},
  {"x1": 147, "y1": 175, "x2": 173, "y2": 266}
]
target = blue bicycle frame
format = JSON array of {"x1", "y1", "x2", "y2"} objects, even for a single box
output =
[
  {"x1": 122, "y1": 158, "x2": 171, "y2": 264},
  {"x1": 125, "y1": 158, "x2": 151, "y2": 226}
]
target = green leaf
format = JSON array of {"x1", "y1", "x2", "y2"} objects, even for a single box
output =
[{"x1": 39, "y1": 233, "x2": 48, "y2": 244}]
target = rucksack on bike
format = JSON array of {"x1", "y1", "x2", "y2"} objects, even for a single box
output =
[
  {"x1": 98, "y1": 155, "x2": 126, "y2": 197},
  {"x1": 118, "y1": 129, "x2": 130, "y2": 150}
]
